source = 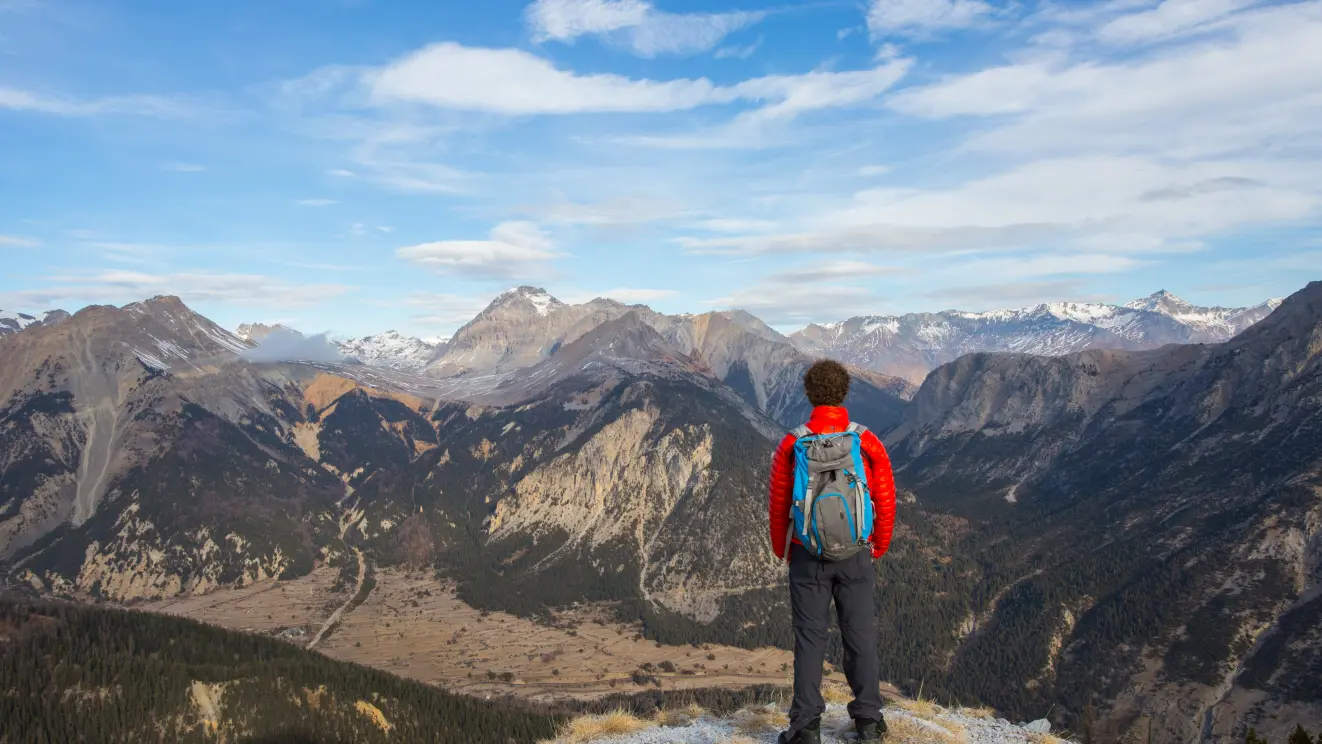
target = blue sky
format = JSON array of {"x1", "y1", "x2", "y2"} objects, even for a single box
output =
[{"x1": 1, "y1": 0, "x2": 1320, "y2": 338}]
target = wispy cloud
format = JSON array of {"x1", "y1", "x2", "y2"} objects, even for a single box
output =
[
  {"x1": 297, "y1": 198, "x2": 338, "y2": 207},
  {"x1": 526, "y1": 0, "x2": 765, "y2": 57},
  {"x1": 765, "y1": 260, "x2": 904, "y2": 283},
  {"x1": 1097, "y1": 0, "x2": 1266, "y2": 44},
  {"x1": 365, "y1": 42, "x2": 909, "y2": 121},
  {"x1": 0, "y1": 234, "x2": 40, "y2": 247},
  {"x1": 396, "y1": 221, "x2": 565, "y2": 279},
  {"x1": 394, "y1": 291, "x2": 494, "y2": 330},
  {"x1": 867, "y1": 0, "x2": 996, "y2": 37},
  {"x1": 0, "y1": 87, "x2": 197, "y2": 118},
  {"x1": 3, "y1": 270, "x2": 352, "y2": 309},
  {"x1": 714, "y1": 37, "x2": 762, "y2": 59}
]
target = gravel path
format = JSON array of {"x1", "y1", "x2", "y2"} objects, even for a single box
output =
[{"x1": 574, "y1": 703, "x2": 1070, "y2": 744}]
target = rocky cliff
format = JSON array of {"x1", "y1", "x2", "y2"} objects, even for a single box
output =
[{"x1": 882, "y1": 281, "x2": 1322, "y2": 744}]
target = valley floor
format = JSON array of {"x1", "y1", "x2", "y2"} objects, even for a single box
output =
[{"x1": 139, "y1": 566, "x2": 801, "y2": 704}]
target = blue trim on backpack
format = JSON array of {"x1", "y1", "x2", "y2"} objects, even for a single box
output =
[{"x1": 791, "y1": 429, "x2": 874, "y2": 557}]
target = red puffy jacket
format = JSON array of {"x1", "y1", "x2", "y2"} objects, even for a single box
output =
[{"x1": 769, "y1": 406, "x2": 897, "y2": 561}]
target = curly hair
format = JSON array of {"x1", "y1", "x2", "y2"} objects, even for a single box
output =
[{"x1": 803, "y1": 359, "x2": 851, "y2": 407}]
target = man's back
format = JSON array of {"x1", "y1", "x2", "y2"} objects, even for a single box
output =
[
  {"x1": 768, "y1": 405, "x2": 897, "y2": 562},
  {"x1": 768, "y1": 361, "x2": 896, "y2": 744}
]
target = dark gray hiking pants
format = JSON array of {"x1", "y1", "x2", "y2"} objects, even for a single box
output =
[{"x1": 787, "y1": 543, "x2": 884, "y2": 735}]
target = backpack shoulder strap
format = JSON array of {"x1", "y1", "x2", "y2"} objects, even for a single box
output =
[
  {"x1": 846, "y1": 422, "x2": 869, "y2": 435},
  {"x1": 791, "y1": 425, "x2": 812, "y2": 439}
]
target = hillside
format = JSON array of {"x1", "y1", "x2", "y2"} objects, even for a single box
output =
[
  {"x1": 881, "y1": 281, "x2": 1322, "y2": 743},
  {"x1": 0, "y1": 596, "x2": 559, "y2": 743},
  {"x1": 3, "y1": 284, "x2": 1318, "y2": 744}
]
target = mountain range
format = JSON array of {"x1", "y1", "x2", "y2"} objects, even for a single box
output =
[
  {"x1": 8, "y1": 288, "x2": 1279, "y2": 385},
  {"x1": 0, "y1": 282, "x2": 1316, "y2": 744},
  {"x1": 792, "y1": 290, "x2": 1283, "y2": 384}
]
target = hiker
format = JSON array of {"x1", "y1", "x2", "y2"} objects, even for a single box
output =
[{"x1": 769, "y1": 360, "x2": 896, "y2": 744}]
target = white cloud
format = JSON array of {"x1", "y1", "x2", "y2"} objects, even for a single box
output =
[
  {"x1": 867, "y1": 0, "x2": 995, "y2": 37},
  {"x1": 0, "y1": 87, "x2": 195, "y2": 117},
  {"x1": 527, "y1": 0, "x2": 650, "y2": 38},
  {"x1": 856, "y1": 164, "x2": 891, "y2": 177},
  {"x1": 327, "y1": 168, "x2": 356, "y2": 177},
  {"x1": 954, "y1": 253, "x2": 1145, "y2": 278},
  {"x1": 1098, "y1": 0, "x2": 1264, "y2": 44},
  {"x1": 530, "y1": 193, "x2": 687, "y2": 226},
  {"x1": 164, "y1": 162, "x2": 206, "y2": 172},
  {"x1": 695, "y1": 218, "x2": 780, "y2": 233},
  {"x1": 297, "y1": 198, "x2": 338, "y2": 207},
  {"x1": 369, "y1": 43, "x2": 723, "y2": 114},
  {"x1": 888, "y1": 3, "x2": 1322, "y2": 159},
  {"x1": 4, "y1": 270, "x2": 351, "y2": 310},
  {"x1": 366, "y1": 42, "x2": 909, "y2": 122},
  {"x1": 395, "y1": 291, "x2": 493, "y2": 330},
  {"x1": 526, "y1": 0, "x2": 764, "y2": 57},
  {"x1": 678, "y1": 156, "x2": 1316, "y2": 256},
  {"x1": 396, "y1": 221, "x2": 564, "y2": 278},
  {"x1": 0, "y1": 234, "x2": 39, "y2": 247},
  {"x1": 242, "y1": 328, "x2": 345, "y2": 363},
  {"x1": 705, "y1": 281, "x2": 880, "y2": 325},
  {"x1": 926, "y1": 280, "x2": 1108, "y2": 309},
  {"x1": 714, "y1": 38, "x2": 762, "y2": 60},
  {"x1": 766, "y1": 260, "x2": 904, "y2": 283},
  {"x1": 730, "y1": 60, "x2": 911, "y2": 123}
]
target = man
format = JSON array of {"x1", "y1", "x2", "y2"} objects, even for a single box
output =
[{"x1": 769, "y1": 360, "x2": 897, "y2": 744}]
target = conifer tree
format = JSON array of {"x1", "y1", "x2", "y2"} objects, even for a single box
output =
[{"x1": 1288, "y1": 724, "x2": 1315, "y2": 744}]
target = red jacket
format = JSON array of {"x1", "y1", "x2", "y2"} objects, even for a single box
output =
[{"x1": 769, "y1": 406, "x2": 897, "y2": 561}]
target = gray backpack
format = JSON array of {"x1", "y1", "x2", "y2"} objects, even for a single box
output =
[{"x1": 786, "y1": 423, "x2": 874, "y2": 562}]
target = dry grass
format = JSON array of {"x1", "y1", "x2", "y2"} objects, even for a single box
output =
[
  {"x1": 716, "y1": 738, "x2": 758, "y2": 744},
  {"x1": 957, "y1": 706, "x2": 996, "y2": 720},
  {"x1": 884, "y1": 714, "x2": 966, "y2": 744},
  {"x1": 1028, "y1": 732, "x2": 1069, "y2": 744},
  {"x1": 654, "y1": 708, "x2": 693, "y2": 727},
  {"x1": 682, "y1": 702, "x2": 707, "y2": 718},
  {"x1": 542, "y1": 709, "x2": 654, "y2": 744},
  {"x1": 892, "y1": 697, "x2": 942, "y2": 720},
  {"x1": 734, "y1": 705, "x2": 790, "y2": 734},
  {"x1": 822, "y1": 681, "x2": 854, "y2": 705}
]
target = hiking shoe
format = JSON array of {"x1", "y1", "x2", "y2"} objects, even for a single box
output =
[
  {"x1": 778, "y1": 718, "x2": 822, "y2": 744},
  {"x1": 856, "y1": 716, "x2": 887, "y2": 742}
]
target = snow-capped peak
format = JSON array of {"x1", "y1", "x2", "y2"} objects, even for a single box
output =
[
  {"x1": 1041, "y1": 301, "x2": 1120, "y2": 324},
  {"x1": 493, "y1": 286, "x2": 564, "y2": 316},
  {"x1": 0, "y1": 309, "x2": 38, "y2": 327},
  {"x1": 1, "y1": 307, "x2": 69, "y2": 336},
  {"x1": 1124, "y1": 289, "x2": 1191, "y2": 314},
  {"x1": 336, "y1": 331, "x2": 440, "y2": 373}
]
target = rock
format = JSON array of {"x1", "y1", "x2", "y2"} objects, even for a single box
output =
[{"x1": 1023, "y1": 719, "x2": 1052, "y2": 733}]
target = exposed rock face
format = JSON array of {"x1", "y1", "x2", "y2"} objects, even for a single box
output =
[
  {"x1": 883, "y1": 282, "x2": 1322, "y2": 744},
  {"x1": 234, "y1": 322, "x2": 292, "y2": 343},
  {"x1": 794, "y1": 290, "x2": 1283, "y2": 384},
  {"x1": 424, "y1": 287, "x2": 675, "y2": 377},
  {"x1": 424, "y1": 288, "x2": 912, "y2": 431},
  {"x1": 1, "y1": 297, "x2": 344, "y2": 599}
]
